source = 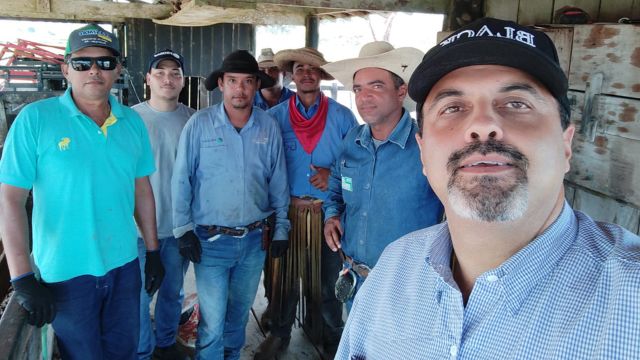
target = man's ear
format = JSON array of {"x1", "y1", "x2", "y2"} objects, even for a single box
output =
[
  {"x1": 217, "y1": 76, "x2": 224, "y2": 90},
  {"x1": 415, "y1": 132, "x2": 428, "y2": 177},
  {"x1": 397, "y1": 83, "x2": 408, "y2": 101},
  {"x1": 61, "y1": 63, "x2": 70, "y2": 79},
  {"x1": 562, "y1": 123, "x2": 576, "y2": 174}
]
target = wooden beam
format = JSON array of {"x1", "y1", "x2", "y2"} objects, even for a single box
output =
[
  {"x1": 0, "y1": 0, "x2": 173, "y2": 22},
  {"x1": 202, "y1": 0, "x2": 448, "y2": 13}
]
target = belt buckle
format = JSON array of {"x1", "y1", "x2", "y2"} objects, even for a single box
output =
[
  {"x1": 334, "y1": 268, "x2": 357, "y2": 303},
  {"x1": 233, "y1": 226, "x2": 249, "y2": 238},
  {"x1": 353, "y1": 263, "x2": 371, "y2": 278}
]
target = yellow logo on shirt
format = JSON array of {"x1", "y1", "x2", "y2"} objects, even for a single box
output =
[{"x1": 58, "y1": 137, "x2": 71, "y2": 151}]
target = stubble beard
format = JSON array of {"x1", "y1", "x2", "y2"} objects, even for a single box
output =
[{"x1": 446, "y1": 140, "x2": 529, "y2": 222}]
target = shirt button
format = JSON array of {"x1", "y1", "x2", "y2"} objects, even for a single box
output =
[
  {"x1": 362, "y1": 212, "x2": 367, "y2": 217},
  {"x1": 487, "y1": 275, "x2": 499, "y2": 283},
  {"x1": 450, "y1": 344, "x2": 458, "y2": 357},
  {"x1": 97, "y1": 130, "x2": 102, "y2": 134},
  {"x1": 364, "y1": 183, "x2": 370, "y2": 189}
]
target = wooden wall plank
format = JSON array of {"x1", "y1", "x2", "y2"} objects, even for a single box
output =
[
  {"x1": 568, "y1": 24, "x2": 640, "y2": 99},
  {"x1": 571, "y1": 186, "x2": 640, "y2": 233},
  {"x1": 484, "y1": 0, "x2": 519, "y2": 21},
  {"x1": 569, "y1": 91, "x2": 640, "y2": 141},
  {"x1": 598, "y1": 0, "x2": 636, "y2": 22},
  {"x1": 567, "y1": 131, "x2": 640, "y2": 208},
  {"x1": 541, "y1": 26, "x2": 574, "y2": 77},
  {"x1": 517, "y1": 0, "x2": 554, "y2": 25}
]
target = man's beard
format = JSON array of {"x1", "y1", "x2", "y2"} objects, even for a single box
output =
[{"x1": 446, "y1": 139, "x2": 529, "y2": 222}]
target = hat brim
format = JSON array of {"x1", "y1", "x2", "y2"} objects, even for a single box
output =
[
  {"x1": 258, "y1": 60, "x2": 277, "y2": 68},
  {"x1": 70, "y1": 44, "x2": 120, "y2": 57},
  {"x1": 204, "y1": 70, "x2": 275, "y2": 91},
  {"x1": 274, "y1": 49, "x2": 333, "y2": 80},
  {"x1": 408, "y1": 39, "x2": 567, "y2": 104},
  {"x1": 322, "y1": 47, "x2": 423, "y2": 90}
]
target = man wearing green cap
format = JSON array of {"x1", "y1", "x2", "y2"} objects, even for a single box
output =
[{"x1": 0, "y1": 24, "x2": 164, "y2": 359}]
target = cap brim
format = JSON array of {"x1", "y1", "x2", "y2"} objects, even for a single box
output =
[
  {"x1": 408, "y1": 39, "x2": 567, "y2": 104},
  {"x1": 70, "y1": 44, "x2": 120, "y2": 57},
  {"x1": 204, "y1": 70, "x2": 275, "y2": 91}
]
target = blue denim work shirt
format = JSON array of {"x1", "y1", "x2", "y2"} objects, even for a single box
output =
[
  {"x1": 324, "y1": 110, "x2": 443, "y2": 268},
  {"x1": 337, "y1": 203, "x2": 640, "y2": 359},
  {"x1": 268, "y1": 94, "x2": 357, "y2": 201},
  {"x1": 171, "y1": 103, "x2": 290, "y2": 241},
  {"x1": 253, "y1": 87, "x2": 295, "y2": 110}
]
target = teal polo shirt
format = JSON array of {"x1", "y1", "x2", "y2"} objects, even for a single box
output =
[{"x1": 0, "y1": 88, "x2": 155, "y2": 282}]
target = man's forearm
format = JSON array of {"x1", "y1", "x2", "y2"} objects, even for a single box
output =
[
  {"x1": 134, "y1": 177, "x2": 159, "y2": 251},
  {"x1": 0, "y1": 184, "x2": 34, "y2": 278}
]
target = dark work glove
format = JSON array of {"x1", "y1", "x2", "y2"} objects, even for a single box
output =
[
  {"x1": 12, "y1": 273, "x2": 56, "y2": 327},
  {"x1": 270, "y1": 240, "x2": 288, "y2": 258},
  {"x1": 144, "y1": 250, "x2": 165, "y2": 296},
  {"x1": 178, "y1": 230, "x2": 201, "y2": 263}
]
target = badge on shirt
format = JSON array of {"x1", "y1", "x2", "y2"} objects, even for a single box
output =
[
  {"x1": 58, "y1": 137, "x2": 71, "y2": 151},
  {"x1": 342, "y1": 176, "x2": 353, "y2": 192}
]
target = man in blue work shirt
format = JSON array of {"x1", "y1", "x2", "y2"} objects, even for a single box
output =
[
  {"x1": 337, "y1": 18, "x2": 640, "y2": 359},
  {"x1": 253, "y1": 48, "x2": 295, "y2": 110},
  {"x1": 171, "y1": 50, "x2": 290, "y2": 360},
  {"x1": 322, "y1": 41, "x2": 444, "y2": 310},
  {"x1": 255, "y1": 47, "x2": 357, "y2": 360}
]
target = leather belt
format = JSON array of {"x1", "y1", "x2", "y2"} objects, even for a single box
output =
[
  {"x1": 291, "y1": 196, "x2": 323, "y2": 212},
  {"x1": 200, "y1": 219, "x2": 263, "y2": 238}
]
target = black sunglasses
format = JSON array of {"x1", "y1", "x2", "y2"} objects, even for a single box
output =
[{"x1": 68, "y1": 56, "x2": 119, "y2": 71}]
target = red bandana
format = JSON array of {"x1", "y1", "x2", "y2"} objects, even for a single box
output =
[{"x1": 288, "y1": 93, "x2": 328, "y2": 154}]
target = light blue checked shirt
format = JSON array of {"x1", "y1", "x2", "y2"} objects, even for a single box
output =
[{"x1": 337, "y1": 203, "x2": 640, "y2": 359}]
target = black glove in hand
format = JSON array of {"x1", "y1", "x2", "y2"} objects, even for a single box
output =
[
  {"x1": 144, "y1": 250, "x2": 165, "y2": 296},
  {"x1": 12, "y1": 273, "x2": 56, "y2": 327},
  {"x1": 178, "y1": 230, "x2": 201, "y2": 263},
  {"x1": 270, "y1": 240, "x2": 288, "y2": 258}
]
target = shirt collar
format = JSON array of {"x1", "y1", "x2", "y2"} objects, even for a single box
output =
[
  {"x1": 217, "y1": 102, "x2": 255, "y2": 131},
  {"x1": 60, "y1": 87, "x2": 123, "y2": 121},
  {"x1": 355, "y1": 109, "x2": 413, "y2": 149},
  {"x1": 425, "y1": 202, "x2": 578, "y2": 314},
  {"x1": 295, "y1": 93, "x2": 320, "y2": 117}
]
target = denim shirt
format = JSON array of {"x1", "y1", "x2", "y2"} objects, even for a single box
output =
[
  {"x1": 171, "y1": 103, "x2": 290, "y2": 240},
  {"x1": 268, "y1": 94, "x2": 357, "y2": 201},
  {"x1": 253, "y1": 87, "x2": 295, "y2": 110},
  {"x1": 324, "y1": 111, "x2": 443, "y2": 268},
  {"x1": 337, "y1": 203, "x2": 640, "y2": 359}
]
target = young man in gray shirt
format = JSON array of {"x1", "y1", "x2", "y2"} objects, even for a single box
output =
[{"x1": 133, "y1": 49, "x2": 195, "y2": 360}]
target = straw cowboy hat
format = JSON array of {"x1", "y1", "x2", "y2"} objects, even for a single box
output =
[
  {"x1": 204, "y1": 50, "x2": 275, "y2": 91},
  {"x1": 322, "y1": 41, "x2": 424, "y2": 110},
  {"x1": 274, "y1": 47, "x2": 334, "y2": 80},
  {"x1": 257, "y1": 48, "x2": 277, "y2": 68}
]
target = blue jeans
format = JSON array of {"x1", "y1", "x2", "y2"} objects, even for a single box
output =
[
  {"x1": 193, "y1": 226, "x2": 266, "y2": 360},
  {"x1": 137, "y1": 237, "x2": 189, "y2": 359},
  {"x1": 47, "y1": 259, "x2": 141, "y2": 360}
]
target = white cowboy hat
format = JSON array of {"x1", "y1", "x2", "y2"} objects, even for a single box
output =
[
  {"x1": 274, "y1": 47, "x2": 334, "y2": 80},
  {"x1": 322, "y1": 41, "x2": 424, "y2": 111},
  {"x1": 257, "y1": 48, "x2": 277, "y2": 68}
]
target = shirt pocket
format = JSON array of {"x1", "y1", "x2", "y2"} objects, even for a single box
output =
[
  {"x1": 340, "y1": 161, "x2": 361, "y2": 202},
  {"x1": 198, "y1": 141, "x2": 227, "y2": 176}
]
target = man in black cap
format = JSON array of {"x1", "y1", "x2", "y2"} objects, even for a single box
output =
[
  {"x1": 0, "y1": 24, "x2": 164, "y2": 359},
  {"x1": 171, "y1": 50, "x2": 290, "y2": 359},
  {"x1": 336, "y1": 18, "x2": 639, "y2": 359},
  {"x1": 133, "y1": 49, "x2": 195, "y2": 360}
]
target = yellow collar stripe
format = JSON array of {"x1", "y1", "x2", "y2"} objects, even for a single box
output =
[{"x1": 100, "y1": 113, "x2": 118, "y2": 137}]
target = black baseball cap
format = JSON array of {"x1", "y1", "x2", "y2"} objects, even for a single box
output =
[
  {"x1": 148, "y1": 49, "x2": 185, "y2": 73},
  {"x1": 65, "y1": 24, "x2": 120, "y2": 57},
  {"x1": 409, "y1": 17, "x2": 568, "y2": 110}
]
